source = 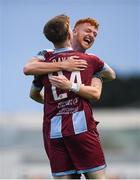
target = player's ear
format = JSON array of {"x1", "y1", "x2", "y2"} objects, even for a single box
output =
[
  {"x1": 73, "y1": 29, "x2": 77, "y2": 36},
  {"x1": 68, "y1": 31, "x2": 73, "y2": 41}
]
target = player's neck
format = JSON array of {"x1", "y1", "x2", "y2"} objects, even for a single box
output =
[
  {"x1": 72, "y1": 42, "x2": 85, "y2": 53},
  {"x1": 54, "y1": 41, "x2": 72, "y2": 49},
  {"x1": 73, "y1": 46, "x2": 86, "y2": 53}
]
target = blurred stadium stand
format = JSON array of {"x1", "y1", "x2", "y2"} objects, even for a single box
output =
[
  {"x1": 0, "y1": 109, "x2": 140, "y2": 179},
  {"x1": 92, "y1": 76, "x2": 140, "y2": 108}
]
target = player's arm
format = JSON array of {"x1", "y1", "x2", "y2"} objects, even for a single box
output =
[
  {"x1": 29, "y1": 75, "x2": 44, "y2": 104},
  {"x1": 49, "y1": 75, "x2": 102, "y2": 101},
  {"x1": 77, "y1": 77, "x2": 102, "y2": 100},
  {"x1": 30, "y1": 84, "x2": 44, "y2": 104},
  {"x1": 95, "y1": 63, "x2": 116, "y2": 81},
  {"x1": 89, "y1": 53, "x2": 116, "y2": 81},
  {"x1": 23, "y1": 56, "x2": 87, "y2": 75}
]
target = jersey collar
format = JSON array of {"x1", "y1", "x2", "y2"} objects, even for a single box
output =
[{"x1": 53, "y1": 47, "x2": 73, "y2": 54}]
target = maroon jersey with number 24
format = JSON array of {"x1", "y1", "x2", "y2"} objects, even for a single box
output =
[{"x1": 33, "y1": 50, "x2": 104, "y2": 138}]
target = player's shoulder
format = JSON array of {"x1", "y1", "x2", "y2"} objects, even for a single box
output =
[
  {"x1": 37, "y1": 49, "x2": 54, "y2": 56},
  {"x1": 36, "y1": 49, "x2": 54, "y2": 60},
  {"x1": 86, "y1": 52, "x2": 99, "y2": 59},
  {"x1": 83, "y1": 52, "x2": 100, "y2": 62},
  {"x1": 85, "y1": 52, "x2": 104, "y2": 65}
]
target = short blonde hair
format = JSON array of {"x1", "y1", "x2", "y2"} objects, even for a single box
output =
[{"x1": 74, "y1": 18, "x2": 99, "y2": 30}]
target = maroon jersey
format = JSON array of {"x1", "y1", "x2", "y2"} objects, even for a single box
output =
[{"x1": 33, "y1": 50, "x2": 104, "y2": 138}]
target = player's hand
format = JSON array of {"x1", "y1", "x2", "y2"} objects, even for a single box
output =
[
  {"x1": 49, "y1": 75, "x2": 72, "y2": 90},
  {"x1": 61, "y1": 56, "x2": 88, "y2": 72}
]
